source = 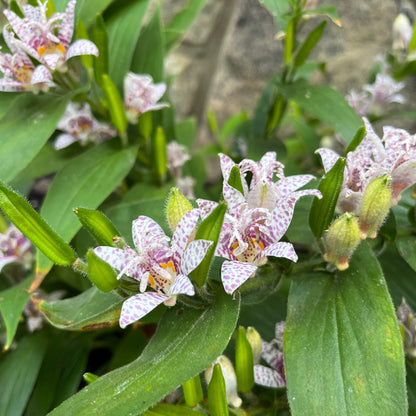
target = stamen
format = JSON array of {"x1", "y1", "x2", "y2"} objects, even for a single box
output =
[
  {"x1": 56, "y1": 44, "x2": 66, "y2": 55},
  {"x1": 38, "y1": 46, "x2": 46, "y2": 56}
]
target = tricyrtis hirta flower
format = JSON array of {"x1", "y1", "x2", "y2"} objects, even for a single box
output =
[
  {"x1": 54, "y1": 102, "x2": 117, "y2": 149},
  {"x1": 124, "y1": 72, "x2": 168, "y2": 123},
  {"x1": 0, "y1": 224, "x2": 33, "y2": 272},
  {"x1": 4, "y1": 0, "x2": 98, "y2": 72},
  {"x1": 254, "y1": 321, "x2": 286, "y2": 388},
  {"x1": 94, "y1": 210, "x2": 212, "y2": 328},
  {"x1": 199, "y1": 152, "x2": 321, "y2": 294}
]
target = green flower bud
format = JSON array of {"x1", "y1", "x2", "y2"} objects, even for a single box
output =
[
  {"x1": 324, "y1": 213, "x2": 361, "y2": 271},
  {"x1": 246, "y1": 326, "x2": 262, "y2": 365},
  {"x1": 359, "y1": 175, "x2": 392, "y2": 239},
  {"x1": 165, "y1": 187, "x2": 193, "y2": 232},
  {"x1": 182, "y1": 374, "x2": 203, "y2": 407},
  {"x1": 83, "y1": 372, "x2": 99, "y2": 384},
  {"x1": 235, "y1": 326, "x2": 254, "y2": 393}
]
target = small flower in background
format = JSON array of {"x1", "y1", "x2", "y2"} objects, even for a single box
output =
[
  {"x1": 167, "y1": 141, "x2": 190, "y2": 179},
  {"x1": 254, "y1": 321, "x2": 286, "y2": 388},
  {"x1": 0, "y1": 224, "x2": 33, "y2": 272},
  {"x1": 392, "y1": 13, "x2": 412, "y2": 53},
  {"x1": 54, "y1": 102, "x2": 117, "y2": 149},
  {"x1": 346, "y1": 89, "x2": 371, "y2": 117},
  {"x1": 94, "y1": 210, "x2": 212, "y2": 327},
  {"x1": 205, "y1": 355, "x2": 242, "y2": 408},
  {"x1": 123, "y1": 73, "x2": 168, "y2": 124},
  {"x1": 396, "y1": 298, "x2": 416, "y2": 362},
  {"x1": 3, "y1": 0, "x2": 98, "y2": 73},
  {"x1": 198, "y1": 152, "x2": 321, "y2": 294},
  {"x1": 175, "y1": 176, "x2": 196, "y2": 200}
]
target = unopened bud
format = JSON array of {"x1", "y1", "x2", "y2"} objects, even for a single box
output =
[
  {"x1": 359, "y1": 175, "x2": 392, "y2": 239},
  {"x1": 246, "y1": 326, "x2": 262, "y2": 365},
  {"x1": 182, "y1": 374, "x2": 203, "y2": 407},
  {"x1": 235, "y1": 326, "x2": 254, "y2": 393},
  {"x1": 165, "y1": 187, "x2": 193, "y2": 232},
  {"x1": 393, "y1": 13, "x2": 412, "y2": 51},
  {"x1": 324, "y1": 213, "x2": 361, "y2": 271},
  {"x1": 205, "y1": 355, "x2": 242, "y2": 408}
]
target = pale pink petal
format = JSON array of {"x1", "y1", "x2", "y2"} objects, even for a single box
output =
[
  {"x1": 180, "y1": 239, "x2": 212, "y2": 275},
  {"x1": 260, "y1": 151, "x2": 278, "y2": 167},
  {"x1": 262, "y1": 242, "x2": 297, "y2": 262},
  {"x1": 219, "y1": 153, "x2": 236, "y2": 182},
  {"x1": 3, "y1": 10, "x2": 25, "y2": 42},
  {"x1": 31, "y1": 65, "x2": 53, "y2": 85},
  {"x1": 120, "y1": 292, "x2": 167, "y2": 328},
  {"x1": 59, "y1": 0, "x2": 76, "y2": 48},
  {"x1": 43, "y1": 54, "x2": 61, "y2": 71},
  {"x1": 391, "y1": 160, "x2": 416, "y2": 203},
  {"x1": 223, "y1": 181, "x2": 245, "y2": 211},
  {"x1": 0, "y1": 255, "x2": 18, "y2": 272},
  {"x1": 275, "y1": 174, "x2": 316, "y2": 196},
  {"x1": 274, "y1": 321, "x2": 285, "y2": 347},
  {"x1": 361, "y1": 117, "x2": 385, "y2": 161},
  {"x1": 268, "y1": 195, "x2": 297, "y2": 241},
  {"x1": 132, "y1": 216, "x2": 167, "y2": 253},
  {"x1": 65, "y1": 40, "x2": 99, "y2": 60},
  {"x1": 171, "y1": 209, "x2": 200, "y2": 259},
  {"x1": 54, "y1": 133, "x2": 77, "y2": 150},
  {"x1": 0, "y1": 80, "x2": 25, "y2": 92},
  {"x1": 221, "y1": 260, "x2": 257, "y2": 294},
  {"x1": 168, "y1": 274, "x2": 194, "y2": 296},
  {"x1": 254, "y1": 365, "x2": 285, "y2": 388},
  {"x1": 196, "y1": 199, "x2": 218, "y2": 220},
  {"x1": 315, "y1": 148, "x2": 340, "y2": 172},
  {"x1": 94, "y1": 246, "x2": 134, "y2": 275}
]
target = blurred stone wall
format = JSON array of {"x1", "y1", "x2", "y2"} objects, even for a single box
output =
[{"x1": 161, "y1": 0, "x2": 416, "y2": 142}]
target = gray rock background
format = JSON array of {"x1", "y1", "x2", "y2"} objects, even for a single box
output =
[{"x1": 160, "y1": 0, "x2": 416, "y2": 144}]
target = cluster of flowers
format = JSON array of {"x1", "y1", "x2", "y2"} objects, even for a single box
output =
[
  {"x1": 318, "y1": 118, "x2": 416, "y2": 269},
  {"x1": 0, "y1": 0, "x2": 98, "y2": 92}
]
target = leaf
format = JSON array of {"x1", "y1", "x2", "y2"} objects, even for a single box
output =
[
  {"x1": 106, "y1": 0, "x2": 150, "y2": 88},
  {"x1": 219, "y1": 112, "x2": 248, "y2": 146},
  {"x1": 0, "y1": 334, "x2": 48, "y2": 416},
  {"x1": 0, "y1": 93, "x2": 70, "y2": 182},
  {"x1": 309, "y1": 158, "x2": 346, "y2": 238},
  {"x1": 75, "y1": 0, "x2": 114, "y2": 28},
  {"x1": 284, "y1": 243, "x2": 407, "y2": 416},
  {"x1": 164, "y1": 0, "x2": 208, "y2": 51},
  {"x1": 259, "y1": 0, "x2": 291, "y2": 31},
  {"x1": 36, "y1": 141, "x2": 138, "y2": 282},
  {"x1": 0, "y1": 275, "x2": 34, "y2": 349},
  {"x1": 345, "y1": 125, "x2": 366, "y2": 153},
  {"x1": 396, "y1": 236, "x2": 416, "y2": 272},
  {"x1": 279, "y1": 80, "x2": 362, "y2": 142},
  {"x1": 37, "y1": 286, "x2": 123, "y2": 330},
  {"x1": 47, "y1": 288, "x2": 240, "y2": 416},
  {"x1": 143, "y1": 403, "x2": 206, "y2": 416},
  {"x1": 304, "y1": 6, "x2": 341, "y2": 26}
]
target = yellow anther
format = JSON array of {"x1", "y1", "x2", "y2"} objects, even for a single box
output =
[
  {"x1": 56, "y1": 44, "x2": 66, "y2": 55},
  {"x1": 148, "y1": 274, "x2": 155, "y2": 288},
  {"x1": 38, "y1": 46, "x2": 46, "y2": 56}
]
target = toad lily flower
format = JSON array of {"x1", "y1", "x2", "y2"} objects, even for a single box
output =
[
  {"x1": 0, "y1": 224, "x2": 33, "y2": 272},
  {"x1": 254, "y1": 322, "x2": 286, "y2": 388},
  {"x1": 94, "y1": 210, "x2": 212, "y2": 328},
  {"x1": 4, "y1": 0, "x2": 98, "y2": 72},
  {"x1": 124, "y1": 72, "x2": 168, "y2": 124},
  {"x1": 54, "y1": 102, "x2": 117, "y2": 149}
]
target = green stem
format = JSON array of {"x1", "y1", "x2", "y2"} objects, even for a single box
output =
[{"x1": 72, "y1": 258, "x2": 88, "y2": 274}]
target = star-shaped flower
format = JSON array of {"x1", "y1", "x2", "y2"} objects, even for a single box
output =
[
  {"x1": 0, "y1": 224, "x2": 33, "y2": 272},
  {"x1": 94, "y1": 209, "x2": 212, "y2": 327}
]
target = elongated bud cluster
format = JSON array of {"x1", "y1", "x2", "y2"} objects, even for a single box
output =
[
  {"x1": 165, "y1": 187, "x2": 193, "y2": 232},
  {"x1": 358, "y1": 175, "x2": 392, "y2": 239},
  {"x1": 324, "y1": 213, "x2": 361, "y2": 271}
]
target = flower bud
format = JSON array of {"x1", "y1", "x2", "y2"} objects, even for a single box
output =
[
  {"x1": 165, "y1": 187, "x2": 193, "y2": 232},
  {"x1": 359, "y1": 175, "x2": 392, "y2": 239},
  {"x1": 393, "y1": 13, "x2": 412, "y2": 51},
  {"x1": 205, "y1": 355, "x2": 242, "y2": 408},
  {"x1": 235, "y1": 326, "x2": 254, "y2": 393},
  {"x1": 324, "y1": 213, "x2": 361, "y2": 271},
  {"x1": 246, "y1": 326, "x2": 262, "y2": 365},
  {"x1": 182, "y1": 374, "x2": 203, "y2": 407}
]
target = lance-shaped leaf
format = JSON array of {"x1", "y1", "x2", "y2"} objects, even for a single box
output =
[
  {"x1": 190, "y1": 202, "x2": 227, "y2": 286},
  {"x1": 227, "y1": 166, "x2": 244, "y2": 195},
  {"x1": 76, "y1": 21, "x2": 93, "y2": 69},
  {"x1": 47, "y1": 287, "x2": 239, "y2": 416},
  {"x1": 74, "y1": 208, "x2": 121, "y2": 247},
  {"x1": 86, "y1": 249, "x2": 119, "y2": 293},
  {"x1": 345, "y1": 126, "x2": 366, "y2": 154},
  {"x1": 208, "y1": 364, "x2": 229, "y2": 416},
  {"x1": 309, "y1": 157, "x2": 346, "y2": 238},
  {"x1": 235, "y1": 326, "x2": 254, "y2": 393},
  {"x1": 153, "y1": 127, "x2": 168, "y2": 183},
  {"x1": 284, "y1": 243, "x2": 407, "y2": 416},
  {"x1": 92, "y1": 14, "x2": 109, "y2": 86},
  {"x1": 0, "y1": 182, "x2": 77, "y2": 266},
  {"x1": 143, "y1": 403, "x2": 206, "y2": 416}
]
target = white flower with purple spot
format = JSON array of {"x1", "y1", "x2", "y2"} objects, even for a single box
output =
[
  {"x1": 124, "y1": 72, "x2": 168, "y2": 124},
  {"x1": 0, "y1": 224, "x2": 33, "y2": 272},
  {"x1": 94, "y1": 209, "x2": 212, "y2": 328},
  {"x1": 4, "y1": 0, "x2": 98, "y2": 72},
  {"x1": 254, "y1": 322, "x2": 286, "y2": 388}
]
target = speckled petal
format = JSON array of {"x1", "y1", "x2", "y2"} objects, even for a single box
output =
[
  {"x1": 221, "y1": 260, "x2": 257, "y2": 294},
  {"x1": 171, "y1": 209, "x2": 200, "y2": 260},
  {"x1": 181, "y1": 239, "x2": 212, "y2": 275},
  {"x1": 391, "y1": 160, "x2": 416, "y2": 203},
  {"x1": 223, "y1": 181, "x2": 245, "y2": 211},
  {"x1": 0, "y1": 80, "x2": 25, "y2": 92},
  {"x1": 196, "y1": 199, "x2": 218, "y2": 219},
  {"x1": 219, "y1": 153, "x2": 236, "y2": 182},
  {"x1": 31, "y1": 65, "x2": 53, "y2": 85},
  {"x1": 276, "y1": 174, "x2": 316, "y2": 196},
  {"x1": 59, "y1": 0, "x2": 75, "y2": 47},
  {"x1": 132, "y1": 216, "x2": 167, "y2": 253},
  {"x1": 274, "y1": 321, "x2": 285, "y2": 347},
  {"x1": 268, "y1": 195, "x2": 297, "y2": 241},
  {"x1": 168, "y1": 274, "x2": 195, "y2": 296},
  {"x1": 262, "y1": 241, "x2": 297, "y2": 262},
  {"x1": 54, "y1": 133, "x2": 77, "y2": 150},
  {"x1": 254, "y1": 365, "x2": 286, "y2": 388},
  {"x1": 43, "y1": 53, "x2": 61, "y2": 71},
  {"x1": 66, "y1": 40, "x2": 99, "y2": 60},
  {"x1": 120, "y1": 292, "x2": 167, "y2": 328},
  {"x1": 315, "y1": 148, "x2": 340, "y2": 173},
  {"x1": 94, "y1": 246, "x2": 134, "y2": 274}
]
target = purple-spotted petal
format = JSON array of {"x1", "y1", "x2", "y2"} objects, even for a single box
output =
[
  {"x1": 254, "y1": 365, "x2": 286, "y2": 388},
  {"x1": 171, "y1": 209, "x2": 200, "y2": 260},
  {"x1": 221, "y1": 260, "x2": 257, "y2": 294},
  {"x1": 315, "y1": 148, "x2": 340, "y2": 173},
  {"x1": 219, "y1": 153, "x2": 236, "y2": 182},
  {"x1": 120, "y1": 292, "x2": 167, "y2": 328},
  {"x1": 132, "y1": 216, "x2": 167, "y2": 253},
  {"x1": 43, "y1": 54, "x2": 61, "y2": 71},
  {"x1": 59, "y1": 0, "x2": 75, "y2": 47},
  {"x1": 65, "y1": 40, "x2": 99, "y2": 61},
  {"x1": 223, "y1": 181, "x2": 245, "y2": 211},
  {"x1": 275, "y1": 174, "x2": 316, "y2": 196},
  {"x1": 31, "y1": 65, "x2": 53, "y2": 85},
  {"x1": 268, "y1": 195, "x2": 297, "y2": 241},
  {"x1": 54, "y1": 133, "x2": 77, "y2": 150},
  {"x1": 94, "y1": 246, "x2": 133, "y2": 274},
  {"x1": 168, "y1": 274, "x2": 195, "y2": 296},
  {"x1": 391, "y1": 160, "x2": 416, "y2": 203},
  {"x1": 0, "y1": 80, "x2": 26, "y2": 92},
  {"x1": 262, "y1": 241, "x2": 297, "y2": 262},
  {"x1": 180, "y1": 239, "x2": 212, "y2": 275},
  {"x1": 196, "y1": 199, "x2": 218, "y2": 219}
]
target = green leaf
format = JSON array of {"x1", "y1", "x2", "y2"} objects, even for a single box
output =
[
  {"x1": 143, "y1": 403, "x2": 206, "y2": 416},
  {"x1": 284, "y1": 243, "x2": 407, "y2": 415},
  {"x1": 227, "y1": 166, "x2": 244, "y2": 195},
  {"x1": 163, "y1": 0, "x2": 208, "y2": 51},
  {"x1": 131, "y1": 8, "x2": 165, "y2": 82},
  {"x1": 0, "y1": 93, "x2": 70, "y2": 182},
  {"x1": 38, "y1": 286, "x2": 123, "y2": 330},
  {"x1": 48, "y1": 288, "x2": 240, "y2": 416},
  {"x1": 86, "y1": 249, "x2": 119, "y2": 293},
  {"x1": 293, "y1": 21, "x2": 327, "y2": 69},
  {"x1": 0, "y1": 275, "x2": 34, "y2": 349},
  {"x1": 36, "y1": 142, "x2": 137, "y2": 278},
  {"x1": 284, "y1": 18, "x2": 295, "y2": 65},
  {"x1": 0, "y1": 182, "x2": 77, "y2": 266},
  {"x1": 309, "y1": 158, "x2": 346, "y2": 238},
  {"x1": 304, "y1": 6, "x2": 341, "y2": 26},
  {"x1": 106, "y1": 0, "x2": 150, "y2": 88},
  {"x1": 346, "y1": 125, "x2": 366, "y2": 153},
  {"x1": 219, "y1": 112, "x2": 248, "y2": 146},
  {"x1": 259, "y1": 0, "x2": 291, "y2": 31},
  {"x1": 92, "y1": 14, "x2": 109, "y2": 86},
  {"x1": 75, "y1": 0, "x2": 114, "y2": 28},
  {"x1": 279, "y1": 80, "x2": 362, "y2": 142},
  {"x1": 0, "y1": 334, "x2": 48, "y2": 416},
  {"x1": 396, "y1": 236, "x2": 416, "y2": 272}
]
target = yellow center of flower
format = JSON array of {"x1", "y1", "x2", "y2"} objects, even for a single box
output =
[
  {"x1": 38, "y1": 43, "x2": 66, "y2": 57},
  {"x1": 148, "y1": 260, "x2": 177, "y2": 292},
  {"x1": 232, "y1": 238, "x2": 264, "y2": 263},
  {"x1": 15, "y1": 65, "x2": 32, "y2": 83}
]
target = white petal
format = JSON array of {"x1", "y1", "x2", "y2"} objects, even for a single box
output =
[
  {"x1": 171, "y1": 209, "x2": 200, "y2": 260},
  {"x1": 315, "y1": 148, "x2": 340, "y2": 173},
  {"x1": 262, "y1": 242, "x2": 297, "y2": 262},
  {"x1": 254, "y1": 365, "x2": 285, "y2": 388},
  {"x1": 168, "y1": 274, "x2": 195, "y2": 296},
  {"x1": 181, "y1": 239, "x2": 212, "y2": 275},
  {"x1": 221, "y1": 260, "x2": 257, "y2": 294},
  {"x1": 65, "y1": 40, "x2": 99, "y2": 61}
]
